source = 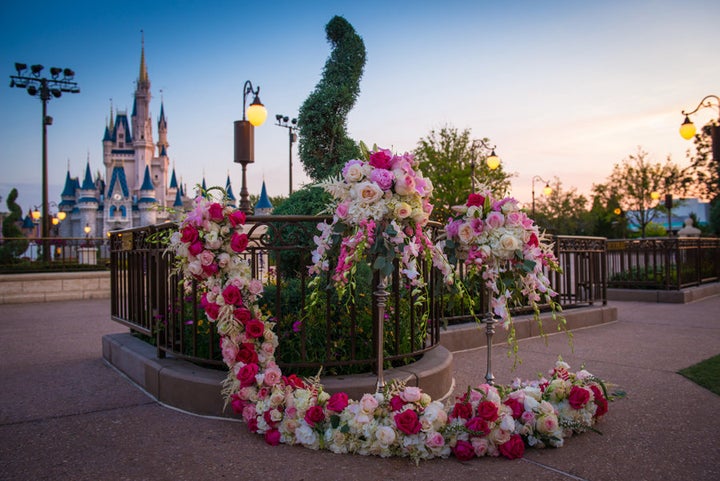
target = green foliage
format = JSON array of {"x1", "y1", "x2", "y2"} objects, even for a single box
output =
[
  {"x1": 644, "y1": 221, "x2": 667, "y2": 237},
  {"x1": 0, "y1": 188, "x2": 29, "y2": 263},
  {"x1": 413, "y1": 125, "x2": 513, "y2": 222},
  {"x1": 678, "y1": 354, "x2": 720, "y2": 396},
  {"x1": 297, "y1": 15, "x2": 367, "y2": 182},
  {"x1": 533, "y1": 178, "x2": 594, "y2": 235},
  {"x1": 681, "y1": 119, "x2": 718, "y2": 202},
  {"x1": 267, "y1": 186, "x2": 332, "y2": 277}
]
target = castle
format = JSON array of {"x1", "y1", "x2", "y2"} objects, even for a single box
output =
[
  {"x1": 57, "y1": 41, "x2": 186, "y2": 238},
  {"x1": 55, "y1": 41, "x2": 271, "y2": 239}
]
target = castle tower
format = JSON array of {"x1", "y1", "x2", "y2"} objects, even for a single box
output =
[
  {"x1": 77, "y1": 161, "x2": 99, "y2": 236},
  {"x1": 131, "y1": 33, "x2": 155, "y2": 195},
  {"x1": 254, "y1": 181, "x2": 273, "y2": 215},
  {"x1": 138, "y1": 165, "x2": 158, "y2": 226}
]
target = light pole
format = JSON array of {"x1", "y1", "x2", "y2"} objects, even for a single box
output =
[
  {"x1": 234, "y1": 80, "x2": 268, "y2": 213},
  {"x1": 275, "y1": 114, "x2": 298, "y2": 195},
  {"x1": 469, "y1": 139, "x2": 501, "y2": 192},
  {"x1": 531, "y1": 175, "x2": 552, "y2": 218},
  {"x1": 9, "y1": 63, "x2": 79, "y2": 262},
  {"x1": 680, "y1": 94, "x2": 720, "y2": 175}
]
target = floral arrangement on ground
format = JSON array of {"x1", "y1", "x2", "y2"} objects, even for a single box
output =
[{"x1": 167, "y1": 152, "x2": 612, "y2": 462}]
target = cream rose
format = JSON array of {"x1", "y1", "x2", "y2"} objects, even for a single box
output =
[{"x1": 352, "y1": 181, "x2": 383, "y2": 204}]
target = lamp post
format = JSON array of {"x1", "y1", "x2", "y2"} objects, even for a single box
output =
[
  {"x1": 469, "y1": 139, "x2": 501, "y2": 192},
  {"x1": 234, "y1": 80, "x2": 268, "y2": 213},
  {"x1": 680, "y1": 94, "x2": 720, "y2": 175},
  {"x1": 275, "y1": 114, "x2": 298, "y2": 195},
  {"x1": 531, "y1": 176, "x2": 552, "y2": 218},
  {"x1": 9, "y1": 63, "x2": 79, "y2": 262}
]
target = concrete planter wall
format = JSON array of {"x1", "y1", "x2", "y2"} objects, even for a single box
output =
[{"x1": 0, "y1": 271, "x2": 110, "y2": 304}]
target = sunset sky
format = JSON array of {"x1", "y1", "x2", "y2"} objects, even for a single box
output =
[{"x1": 1, "y1": 0, "x2": 719, "y2": 213}]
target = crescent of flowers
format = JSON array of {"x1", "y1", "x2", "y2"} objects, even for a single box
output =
[{"x1": 167, "y1": 162, "x2": 611, "y2": 463}]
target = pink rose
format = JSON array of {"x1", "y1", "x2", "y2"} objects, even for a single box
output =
[
  {"x1": 236, "y1": 363, "x2": 259, "y2": 387},
  {"x1": 393, "y1": 171, "x2": 416, "y2": 196},
  {"x1": 394, "y1": 409, "x2": 422, "y2": 435},
  {"x1": 335, "y1": 201, "x2": 350, "y2": 219},
  {"x1": 231, "y1": 232, "x2": 249, "y2": 253},
  {"x1": 263, "y1": 366, "x2": 282, "y2": 387},
  {"x1": 207, "y1": 202, "x2": 224, "y2": 221},
  {"x1": 264, "y1": 428, "x2": 281, "y2": 446},
  {"x1": 304, "y1": 405, "x2": 326, "y2": 427},
  {"x1": 389, "y1": 395, "x2": 405, "y2": 412},
  {"x1": 504, "y1": 397, "x2": 524, "y2": 419},
  {"x1": 188, "y1": 241, "x2": 204, "y2": 256},
  {"x1": 465, "y1": 416, "x2": 489, "y2": 435},
  {"x1": 222, "y1": 284, "x2": 243, "y2": 306},
  {"x1": 476, "y1": 400, "x2": 499, "y2": 422},
  {"x1": 326, "y1": 392, "x2": 349, "y2": 413},
  {"x1": 485, "y1": 211, "x2": 505, "y2": 229},
  {"x1": 568, "y1": 385, "x2": 591, "y2": 409},
  {"x1": 425, "y1": 432, "x2": 445, "y2": 449},
  {"x1": 370, "y1": 168, "x2": 394, "y2": 191},
  {"x1": 498, "y1": 434, "x2": 525, "y2": 459},
  {"x1": 228, "y1": 210, "x2": 246, "y2": 227},
  {"x1": 400, "y1": 386, "x2": 422, "y2": 403},
  {"x1": 452, "y1": 439, "x2": 475, "y2": 461},
  {"x1": 590, "y1": 385, "x2": 608, "y2": 417},
  {"x1": 204, "y1": 302, "x2": 220, "y2": 320},
  {"x1": 230, "y1": 393, "x2": 245, "y2": 414},
  {"x1": 244, "y1": 318, "x2": 265, "y2": 339},
  {"x1": 234, "y1": 307, "x2": 252, "y2": 324},
  {"x1": 202, "y1": 263, "x2": 218, "y2": 276}
]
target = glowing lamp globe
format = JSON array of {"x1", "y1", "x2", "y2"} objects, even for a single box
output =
[
  {"x1": 614, "y1": 208, "x2": 622, "y2": 215},
  {"x1": 246, "y1": 99, "x2": 267, "y2": 127},
  {"x1": 57, "y1": 211, "x2": 67, "y2": 221},
  {"x1": 543, "y1": 184, "x2": 552, "y2": 196},
  {"x1": 679, "y1": 116, "x2": 696, "y2": 140},
  {"x1": 651, "y1": 191, "x2": 660, "y2": 201},
  {"x1": 31, "y1": 209, "x2": 41, "y2": 221},
  {"x1": 485, "y1": 151, "x2": 501, "y2": 170}
]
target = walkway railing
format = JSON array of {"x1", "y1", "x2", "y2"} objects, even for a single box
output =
[
  {"x1": 108, "y1": 219, "x2": 608, "y2": 372},
  {"x1": 607, "y1": 237, "x2": 720, "y2": 289},
  {"x1": 0, "y1": 236, "x2": 110, "y2": 273}
]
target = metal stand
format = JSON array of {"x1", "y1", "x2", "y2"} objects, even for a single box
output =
[
  {"x1": 483, "y1": 289, "x2": 497, "y2": 385},
  {"x1": 374, "y1": 275, "x2": 389, "y2": 393}
]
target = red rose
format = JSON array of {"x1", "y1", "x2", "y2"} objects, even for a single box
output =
[
  {"x1": 452, "y1": 440, "x2": 475, "y2": 461},
  {"x1": 327, "y1": 392, "x2": 349, "y2": 413},
  {"x1": 389, "y1": 395, "x2": 405, "y2": 412},
  {"x1": 476, "y1": 400, "x2": 499, "y2": 422},
  {"x1": 188, "y1": 241, "x2": 204, "y2": 256},
  {"x1": 180, "y1": 224, "x2": 199, "y2": 243},
  {"x1": 235, "y1": 343, "x2": 259, "y2": 365},
  {"x1": 283, "y1": 374, "x2": 306, "y2": 389},
  {"x1": 451, "y1": 402, "x2": 473, "y2": 421},
  {"x1": 208, "y1": 202, "x2": 224, "y2": 221},
  {"x1": 236, "y1": 363, "x2": 259, "y2": 387},
  {"x1": 230, "y1": 393, "x2": 245, "y2": 414},
  {"x1": 465, "y1": 416, "x2": 489, "y2": 435},
  {"x1": 222, "y1": 284, "x2": 243, "y2": 306},
  {"x1": 369, "y1": 149, "x2": 392, "y2": 169},
  {"x1": 568, "y1": 385, "x2": 591, "y2": 410},
  {"x1": 504, "y1": 397, "x2": 524, "y2": 419},
  {"x1": 231, "y1": 232, "x2": 249, "y2": 253},
  {"x1": 304, "y1": 405, "x2": 326, "y2": 427},
  {"x1": 204, "y1": 302, "x2": 220, "y2": 320},
  {"x1": 590, "y1": 385, "x2": 608, "y2": 418},
  {"x1": 264, "y1": 428, "x2": 281, "y2": 446},
  {"x1": 466, "y1": 193, "x2": 485, "y2": 207},
  {"x1": 244, "y1": 319, "x2": 265, "y2": 339},
  {"x1": 234, "y1": 307, "x2": 252, "y2": 324},
  {"x1": 499, "y1": 434, "x2": 525, "y2": 459},
  {"x1": 202, "y1": 263, "x2": 219, "y2": 277},
  {"x1": 246, "y1": 417, "x2": 258, "y2": 433},
  {"x1": 263, "y1": 409, "x2": 278, "y2": 428},
  {"x1": 394, "y1": 409, "x2": 422, "y2": 435},
  {"x1": 527, "y1": 231, "x2": 539, "y2": 247},
  {"x1": 228, "y1": 210, "x2": 246, "y2": 227}
]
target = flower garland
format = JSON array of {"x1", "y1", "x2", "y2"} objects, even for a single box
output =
[
  {"x1": 167, "y1": 186, "x2": 611, "y2": 463},
  {"x1": 442, "y1": 189, "x2": 567, "y2": 354}
]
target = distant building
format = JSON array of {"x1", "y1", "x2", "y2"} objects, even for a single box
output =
[
  {"x1": 626, "y1": 197, "x2": 710, "y2": 234},
  {"x1": 57, "y1": 40, "x2": 189, "y2": 238}
]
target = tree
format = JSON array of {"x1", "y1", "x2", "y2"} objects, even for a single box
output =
[
  {"x1": 413, "y1": 125, "x2": 513, "y2": 222},
  {"x1": 532, "y1": 177, "x2": 593, "y2": 235},
  {"x1": 297, "y1": 16, "x2": 367, "y2": 182},
  {"x1": 681, "y1": 119, "x2": 719, "y2": 233},
  {"x1": 590, "y1": 183, "x2": 626, "y2": 238},
  {"x1": 0, "y1": 188, "x2": 29, "y2": 263},
  {"x1": 604, "y1": 147, "x2": 682, "y2": 237}
]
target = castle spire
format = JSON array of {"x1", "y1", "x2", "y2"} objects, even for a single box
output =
[{"x1": 139, "y1": 30, "x2": 149, "y2": 84}]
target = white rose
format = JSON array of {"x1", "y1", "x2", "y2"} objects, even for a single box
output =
[
  {"x1": 375, "y1": 425, "x2": 396, "y2": 447},
  {"x1": 352, "y1": 181, "x2": 384, "y2": 204},
  {"x1": 457, "y1": 223, "x2": 475, "y2": 245}
]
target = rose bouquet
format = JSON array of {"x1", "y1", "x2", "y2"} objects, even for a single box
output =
[{"x1": 443, "y1": 189, "x2": 566, "y2": 352}]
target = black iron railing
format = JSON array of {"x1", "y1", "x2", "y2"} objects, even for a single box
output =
[
  {"x1": 607, "y1": 237, "x2": 720, "y2": 290},
  {"x1": 0, "y1": 236, "x2": 110, "y2": 273},
  {"x1": 109, "y1": 219, "x2": 608, "y2": 372}
]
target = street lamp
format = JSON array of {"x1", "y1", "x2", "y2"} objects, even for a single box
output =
[
  {"x1": 275, "y1": 114, "x2": 298, "y2": 195},
  {"x1": 680, "y1": 95, "x2": 720, "y2": 174},
  {"x1": 531, "y1": 175, "x2": 552, "y2": 218},
  {"x1": 234, "y1": 80, "x2": 268, "y2": 213},
  {"x1": 9, "y1": 62, "x2": 79, "y2": 262},
  {"x1": 469, "y1": 139, "x2": 501, "y2": 192}
]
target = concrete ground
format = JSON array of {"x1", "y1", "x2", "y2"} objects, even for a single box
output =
[{"x1": 1, "y1": 296, "x2": 719, "y2": 481}]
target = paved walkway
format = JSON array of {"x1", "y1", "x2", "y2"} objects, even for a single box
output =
[{"x1": 1, "y1": 296, "x2": 719, "y2": 481}]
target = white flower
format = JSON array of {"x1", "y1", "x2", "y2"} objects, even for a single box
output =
[
  {"x1": 351, "y1": 181, "x2": 384, "y2": 204},
  {"x1": 375, "y1": 425, "x2": 396, "y2": 447},
  {"x1": 295, "y1": 423, "x2": 319, "y2": 448}
]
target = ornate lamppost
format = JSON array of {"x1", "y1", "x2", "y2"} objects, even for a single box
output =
[
  {"x1": 531, "y1": 175, "x2": 552, "y2": 218},
  {"x1": 680, "y1": 94, "x2": 720, "y2": 174},
  {"x1": 469, "y1": 139, "x2": 501, "y2": 192},
  {"x1": 275, "y1": 114, "x2": 298, "y2": 195},
  {"x1": 9, "y1": 63, "x2": 79, "y2": 262},
  {"x1": 234, "y1": 80, "x2": 268, "y2": 213}
]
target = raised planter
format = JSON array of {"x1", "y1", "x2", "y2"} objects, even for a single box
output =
[{"x1": 0, "y1": 271, "x2": 110, "y2": 304}]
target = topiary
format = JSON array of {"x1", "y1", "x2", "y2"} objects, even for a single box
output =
[{"x1": 0, "y1": 188, "x2": 29, "y2": 263}]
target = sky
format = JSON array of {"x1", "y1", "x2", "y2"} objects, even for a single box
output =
[{"x1": 1, "y1": 0, "x2": 719, "y2": 214}]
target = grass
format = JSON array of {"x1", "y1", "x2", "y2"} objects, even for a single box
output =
[{"x1": 678, "y1": 354, "x2": 720, "y2": 396}]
